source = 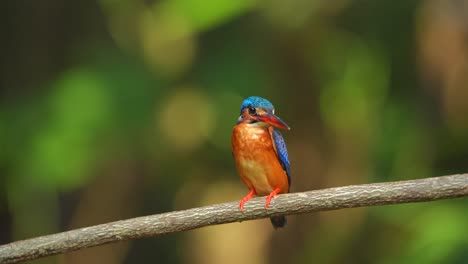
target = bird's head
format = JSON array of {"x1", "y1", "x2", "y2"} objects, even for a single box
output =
[{"x1": 237, "y1": 96, "x2": 290, "y2": 130}]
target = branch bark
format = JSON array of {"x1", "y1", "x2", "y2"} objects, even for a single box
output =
[{"x1": 1, "y1": 174, "x2": 467, "y2": 264}]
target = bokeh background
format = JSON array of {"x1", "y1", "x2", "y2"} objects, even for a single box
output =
[{"x1": 2, "y1": 0, "x2": 468, "y2": 263}]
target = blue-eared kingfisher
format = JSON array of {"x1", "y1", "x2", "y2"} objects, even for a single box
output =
[{"x1": 231, "y1": 96, "x2": 291, "y2": 229}]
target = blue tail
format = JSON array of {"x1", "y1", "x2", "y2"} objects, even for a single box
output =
[{"x1": 270, "y1": 216, "x2": 287, "y2": 229}]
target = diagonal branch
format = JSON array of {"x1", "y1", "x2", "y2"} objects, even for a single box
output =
[{"x1": 1, "y1": 174, "x2": 467, "y2": 264}]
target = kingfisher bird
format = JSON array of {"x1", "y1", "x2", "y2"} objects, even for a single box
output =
[{"x1": 231, "y1": 96, "x2": 291, "y2": 229}]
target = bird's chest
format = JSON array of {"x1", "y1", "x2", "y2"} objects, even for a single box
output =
[{"x1": 231, "y1": 125, "x2": 273, "y2": 159}]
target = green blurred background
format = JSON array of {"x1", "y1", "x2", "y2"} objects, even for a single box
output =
[{"x1": 1, "y1": 0, "x2": 468, "y2": 263}]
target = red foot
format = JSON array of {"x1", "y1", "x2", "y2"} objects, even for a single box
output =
[
  {"x1": 239, "y1": 189, "x2": 256, "y2": 212},
  {"x1": 265, "y1": 188, "x2": 281, "y2": 209}
]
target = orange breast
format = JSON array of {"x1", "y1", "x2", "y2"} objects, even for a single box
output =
[{"x1": 231, "y1": 124, "x2": 289, "y2": 195}]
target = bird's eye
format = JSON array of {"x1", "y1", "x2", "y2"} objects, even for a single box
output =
[{"x1": 248, "y1": 106, "x2": 257, "y2": 115}]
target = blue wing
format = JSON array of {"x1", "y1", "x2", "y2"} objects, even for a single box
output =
[{"x1": 271, "y1": 129, "x2": 291, "y2": 187}]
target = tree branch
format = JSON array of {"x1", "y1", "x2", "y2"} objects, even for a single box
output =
[{"x1": 1, "y1": 174, "x2": 467, "y2": 263}]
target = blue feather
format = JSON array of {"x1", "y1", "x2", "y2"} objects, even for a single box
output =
[
  {"x1": 272, "y1": 129, "x2": 291, "y2": 187},
  {"x1": 240, "y1": 96, "x2": 275, "y2": 114}
]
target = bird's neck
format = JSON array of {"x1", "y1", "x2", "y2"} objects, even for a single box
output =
[{"x1": 238, "y1": 121, "x2": 270, "y2": 129}]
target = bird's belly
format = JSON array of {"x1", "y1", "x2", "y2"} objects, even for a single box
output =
[{"x1": 237, "y1": 158, "x2": 276, "y2": 195}]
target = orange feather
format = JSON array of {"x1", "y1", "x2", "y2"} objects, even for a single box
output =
[{"x1": 231, "y1": 123, "x2": 289, "y2": 196}]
